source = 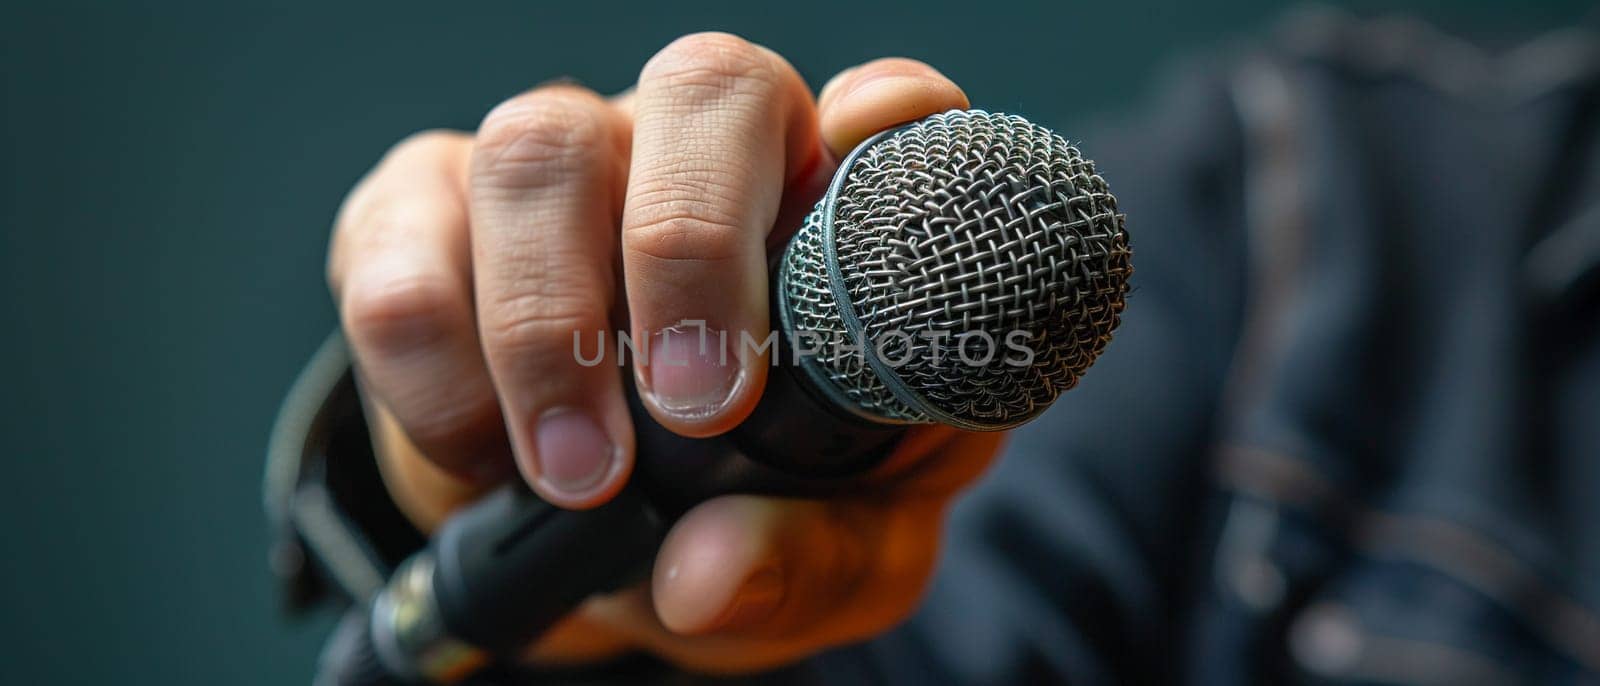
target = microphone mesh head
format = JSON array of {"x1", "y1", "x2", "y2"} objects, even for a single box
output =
[{"x1": 779, "y1": 109, "x2": 1131, "y2": 430}]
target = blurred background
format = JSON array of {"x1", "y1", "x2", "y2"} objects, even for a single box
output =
[{"x1": 1, "y1": 1, "x2": 1594, "y2": 683}]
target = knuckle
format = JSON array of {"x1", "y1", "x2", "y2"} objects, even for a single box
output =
[
  {"x1": 388, "y1": 128, "x2": 468, "y2": 162},
  {"x1": 642, "y1": 32, "x2": 773, "y2": 96},
  {"x1": 396, "y1": 394, "x2": 498, "y2": 454},
  {"x1": 342, "y1": 272, "x2": 461, "y2": 355},
  {"x1": 480, "y1": 290, "x2": 606, "y2": 366},
  {"x1": 624, "y1": 201, "x2": 746, "y2": 264},
  {"x1": 329, "y1": 130, "x2": 467, "y2": 295},
  {"x1": 473, "y1": 93, "x2": 608, "y2": 187},
  {"x1": 328, "y1": 186, "x2": 377, "y2": 298},
  {"x1": 330, "y1": 174, "x2": 379, "y2": 247}
]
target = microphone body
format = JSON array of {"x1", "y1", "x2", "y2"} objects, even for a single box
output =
[
  {"x1": 331, "y1": 295, "x2": 905, "y2": 686},
  {"x1": 318, "y1": 110, "x2": 1132, "y2": 685},
  {"x1": 327, "y1": 311, "x2": 904, "y2": 686}
]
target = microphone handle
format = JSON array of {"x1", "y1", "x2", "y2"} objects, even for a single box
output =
[{"x1": 346, "y1": 291, "x2": 906, "y2": 684}]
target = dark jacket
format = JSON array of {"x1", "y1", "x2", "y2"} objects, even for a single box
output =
[
  {"x1": 814, "y1": 10, "x2": 1600, "y2": 684},
  {"x1": 269, "y1": 10, "x2": 1600, "y2": 684}
]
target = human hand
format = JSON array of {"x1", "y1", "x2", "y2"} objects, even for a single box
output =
[{"x1": 327, "y1": 33, "x2": 1005, "y2": 672}]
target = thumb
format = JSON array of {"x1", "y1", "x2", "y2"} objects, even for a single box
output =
[
  {"x1": 768, "y1": 58, "x2": 970, "y2": 258},
  {"x1": 816, "y1": 58, "x2": 970, "y2": 159}
]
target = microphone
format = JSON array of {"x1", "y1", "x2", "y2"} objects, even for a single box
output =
[{"x1": 318, "y1": 109, "x2": 1132, "y2": 685}]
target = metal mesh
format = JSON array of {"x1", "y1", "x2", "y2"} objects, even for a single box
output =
[{"x1": 779, "y1": 109, "x2": 1131, "y2": 429}]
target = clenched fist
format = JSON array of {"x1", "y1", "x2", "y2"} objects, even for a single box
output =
[{"x1": 327, "y1": 32, "x2": 1004, "y2": 673}]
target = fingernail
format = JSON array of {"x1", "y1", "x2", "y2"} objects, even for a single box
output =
[
  {"x1": 532, "y1": 409, "x2": 617, "y2": 498},
  {"x1": 644, "y1": 322, "x2": 744, "y2": 422},
  {"x1": 709, "y1": 565, "x2": 784, "y2": 632}
]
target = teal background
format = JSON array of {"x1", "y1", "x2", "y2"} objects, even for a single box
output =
[{"x1": 1, "y1": 1, "x2": 1592, "y2": 683}]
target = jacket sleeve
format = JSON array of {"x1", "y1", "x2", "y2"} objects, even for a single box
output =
[{"x1": 809, "y1": 64, "x2": 1252, "y2": 685}]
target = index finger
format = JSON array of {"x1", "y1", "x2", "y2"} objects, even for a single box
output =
[{"x1": 620, "y1": 33, "x2": 822, "y2": 437}]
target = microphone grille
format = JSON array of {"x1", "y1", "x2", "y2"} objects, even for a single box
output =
[{"x1": 779, "y1": 109, "x2": 1131, "y2": 430}]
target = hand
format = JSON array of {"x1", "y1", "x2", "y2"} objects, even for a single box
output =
[{"x1": 327, "y1": 32, "x2": 1004, "y2": 673}]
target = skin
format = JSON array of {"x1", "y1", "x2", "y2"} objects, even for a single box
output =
[{"x1": 327, "y1": 33, "x2": 1006, "y2": 672}]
